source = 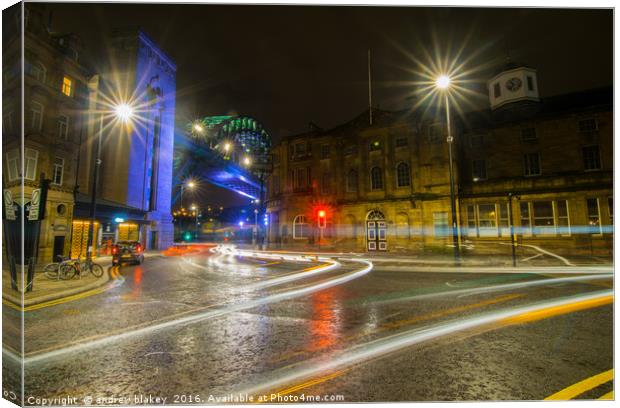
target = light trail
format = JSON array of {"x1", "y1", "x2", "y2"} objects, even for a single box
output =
[
  {"x1": 371, "y1": 274, "x2": 613, "y2": 305},
  {"x1": 237, "y1": 290, "x2": 612, "y2": 398},
  {"x1": 18, "y1": 256, "x2": 372, "y2": 366}
]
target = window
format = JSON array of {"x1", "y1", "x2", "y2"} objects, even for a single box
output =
[
  {"x1": 582, "y1": 145, "x2": 601, "y2": 171},
  {"x1": 556, "y1": 200, "x2": 570, "y2": 235},
  {"x1": 579, "y1": 118, "x2": 598, "y2": 133},
  {"x1": 433, "y1": 212, "x2": 449, "y2": 237},
  {"x1": 293, "y1": 215, "x2": 308, "y2": 239},
  {"x1": 58, "y1": 115, "x2": 69, "y2": 140},
  {"x1": 30, "y1": 62, "x2": 46, "y2": 82},
  {"x1": 396, "y1": 162, "x2": 411, "y2": 187},
  {"x1": 523, "y1": 153, "x2": 541, "y2": 176},
  {"x1": 346, "y1": 169, "x2": 358, "y2": 192},
  {"x1": 466, "y1": 205, "x2": 477, "y2": 237},
  {"x1": 30, "y1": 102, "x2": 44, "y2": 130},
  {"x1": 24, "y1": 148, "x2": 38, "y2": 180},
  {"x1": 587, "y1": 198, "x2": 601, "y2": 234},
  {"x1": 520, "y1": 202, "x2": 532, "y2": 236},
  {"x1": 428, "y1": 123, "x2": 443, "y2": 144},
  {"x1": 499, "y1": 203, "x2": 510, "y2": 237},
  {"x1": 470, "y1": 134, "x2": 484, "y2": 147},
  {"x1": 3, "y1": 111, "x2": 13, "y2": 133},
  {"x1": 294, "y1": 168, "x2": 307, "y2": 189},
  {"x1": 472, "y1": 160, "x2": 487, "y2": 181},
  {"x1": 526, "y1": 76, "x2": 534, "y2": 91},
  {"x1": 369, "y1": 140, "x2": 382, "y2": 152},
  {"x1": 321, "y1": 172, "x2": 330, "y2": 195},
  {"x1": 61, "y1": 76, "x2": 73, "y2": 96},
  {"x1": 52, "y1": 157, "x2": 64, "y2": 185},
  {"x1": 370, "y1": 167, "x2": 383, "y2": 190},
  {"x1": 395, "y1": 137, "x2": 408, "y2": 148},
  {"x1": 532, "y1": 201, "x2": 554, "y2": 235},
  {"x1": 6, "y1": 150, "x2": 19, "y2": 182},
  {"x1": 608, "y1": 197, "x2": 613, "y2": 225},
  {"x1": 320, "y1": 144, "x2": 330, "y2": 159},
  {"x1": 493, "y1": 82, "x2": 501, "y2": 98},
  {"x1": 477, "y1": 204, "x2": 497, "y2": 237},
  {"x1": 271, "y1": 175, "x2": 280, "y2": 195},
  {"x1": 520, "y1": 127, "x2": 537, "y2": 142}
]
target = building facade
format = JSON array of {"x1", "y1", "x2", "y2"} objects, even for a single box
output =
[
  {"x1": 3, "y1": 5, "x2": 177, "y2": 263},
  {"x1": 3, "y1": 4, "x2": 91, "y2": 263},
  {"x1": 266, "y1": 65, "x2": 612, "y2": 257}
]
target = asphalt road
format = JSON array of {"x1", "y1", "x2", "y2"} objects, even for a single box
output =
[{"x1": 2, "y1": 246, "x2": 613, "y2": 404}]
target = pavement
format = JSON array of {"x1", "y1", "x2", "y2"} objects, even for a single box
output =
[
  {"x1": 2, "y1": 245, "x2": 612, "y2": 404},
  {"x1": 2, "y1": 252, "x2": 161, "y2": 308}
]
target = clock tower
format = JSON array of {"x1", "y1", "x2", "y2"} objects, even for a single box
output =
[{"x1": 487, "y1": 65, "x2": 540, "y2": 110}]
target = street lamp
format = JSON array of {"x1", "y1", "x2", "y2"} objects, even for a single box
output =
[
  {"x1": 191, "y1": 204, "x2": 199, "y2": 240},
  {"x1": 435, "y1": 74, "x2": 460, "y2": 263},
  {"x1": 87, "y1": 102, "x2": 135, "y2": 260},
  {"x1": 180, "y1": 179, "x2": 196, "y2": 209},
  {"x1": 243, "y1": 156, "x2": 251, "y2": 166}
]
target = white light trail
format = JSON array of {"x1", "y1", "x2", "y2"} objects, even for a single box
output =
[
  {"x1": 20, "y1": 253, "x2": 372, "y2": 366},
  {"x1": 372, "y1": 274, "x2": 613, "y2": 305},
  {"x1": 237, "y1": 289, "x2": 613, "y2": 397}
]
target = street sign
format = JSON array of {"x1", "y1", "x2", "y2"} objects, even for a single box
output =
[
  {"x1": 28, "y1": 189, "x2": 41, "y2": 221},
  {"x1": 3, "y1": 189, "x2": 16, "y2": 220}
]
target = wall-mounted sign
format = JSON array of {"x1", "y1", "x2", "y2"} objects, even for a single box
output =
[
  {"x1": 28, "y1": 189, "x2": 41, "y2": 221},
  {"x1": 4, "y1": 190, "x2": 16, "y2": 220}
]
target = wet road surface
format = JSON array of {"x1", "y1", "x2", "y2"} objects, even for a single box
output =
[{"x1": 2, "y1": 245, "x2": 613, "y2": 403}]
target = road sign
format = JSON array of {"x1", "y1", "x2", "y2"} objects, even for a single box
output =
[
  {"x1": 3, "y1": 189, "x2": 16, "y2": 220},
  {"x1": 28, "y1": 189, "x2": 41, "y2": 221}
]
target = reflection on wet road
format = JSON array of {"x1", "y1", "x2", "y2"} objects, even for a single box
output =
[{"x1": 2, "y1": 244, "x2": 613, "y2": 403}]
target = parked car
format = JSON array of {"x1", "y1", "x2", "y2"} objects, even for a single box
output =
[{"x1": 112, "y1": 241, "x2": 144, "y2": 266}]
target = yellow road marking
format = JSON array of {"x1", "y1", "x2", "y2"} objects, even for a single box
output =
[
  {"x1": 501, "y1": 295, "x2": 613, "y2": 326},
  {"x1": 598, "y1": 391, "x2": 614, "y2": 400},
  {"x1": 260, "y1": 369, "x2": 350, "y2": 403},
  {"x1": 545, "y1": 369, "x2": 613, "y2": 400},
  {"x1": 259, "y1": 261, "x2": 282, "y2": 267},
  {"x1": 272, "y1": 295, "x2": 613, "y2": 398},
  {"x1": 2, "y1": 267, "x2": 123, "y2": 312}
]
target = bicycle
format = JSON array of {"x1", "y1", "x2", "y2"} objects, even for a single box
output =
[
  {"x1": 43, "y1": 256, "x2": 77, "y2": 280},
  {"x1": 71, "y1": 257, "x2": 105, "y2": 279}
]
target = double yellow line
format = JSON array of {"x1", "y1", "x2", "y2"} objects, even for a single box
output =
[
  {"x1": 2, "y1": 266, "x2": 123, "y2": 312},
  {"x1": 545, "y1": 369, "x2": 613, "y2": 400}
]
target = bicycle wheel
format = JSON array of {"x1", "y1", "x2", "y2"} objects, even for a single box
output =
[
  {"x1": 44, "y1": 263, "x2": 59, "y2": 280},
  {"x1": 90, "y1": 263, "x2": 104, "y2": 278},
  {"x1": 59, "y1": 264, "x2": 76, "y2": 280}
]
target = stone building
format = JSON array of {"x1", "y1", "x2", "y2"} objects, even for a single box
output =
[
  {"x1": 266, "y1": 64, "x2": 612, "y2": 257},
  {"x1": 3, "y1": 4, "x2": 91, "y2": 263}
]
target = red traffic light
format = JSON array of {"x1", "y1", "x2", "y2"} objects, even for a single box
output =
[{"x1": 318, "y1": 210, "x2": 326, "y2": 218}]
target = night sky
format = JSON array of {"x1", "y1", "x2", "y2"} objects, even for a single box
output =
[{"x1": 46, "y1": 3, "x2": 613, "y2": 206}]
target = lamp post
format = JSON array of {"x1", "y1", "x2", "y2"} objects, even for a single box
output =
[
  {"x1": 86, "y1": 103, "x2": 133, "y2": 260},
  {"x1": 435, "y1": 75, "x2": 460, "y2": 263},
  {"x1": 191, "y1": 204, "x2": 199, "y2": 241}
]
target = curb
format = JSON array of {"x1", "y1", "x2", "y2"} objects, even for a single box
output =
[{"x1": 3, "y1": 263, "x2": 113, "y2": 308}]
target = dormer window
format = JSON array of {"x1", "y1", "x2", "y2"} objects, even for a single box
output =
[{"x1": 493, "y1": 82, "x2": 501, "y2": 98}]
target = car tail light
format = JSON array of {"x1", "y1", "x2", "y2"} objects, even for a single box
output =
[{"x1": 136, "y1": 244, "x2": 142, "y2": 253}]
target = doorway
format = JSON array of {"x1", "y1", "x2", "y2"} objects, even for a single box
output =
[
  {"x1": 53, "y1": 235, "x2": 65, "y2": 261},
  {"x1": 366, "y1": 210, "x2": 387, "y2": 251}
]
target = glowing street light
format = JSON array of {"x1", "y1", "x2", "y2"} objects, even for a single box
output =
[
  {"x1": 223, "y1": 142, "x2": 231, "y2": 153},
  {"x1": 114, "y1": 104, "x2": 134, "y2": 122},
  {"x1": 193, "y1": 122, "x2": 204, "y2": 133},
  {"x1": 435, "y1": 75, "x2": 451, "y2": 90},
  {"x1": 243, "y1": 156, "x2": 251, "y2": 166}
]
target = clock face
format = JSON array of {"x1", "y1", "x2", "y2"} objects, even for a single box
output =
[{"x1": 506, "y1": 77, "x2": 523, "y2": 92}]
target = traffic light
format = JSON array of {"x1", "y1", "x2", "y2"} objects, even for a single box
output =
[{"x1": 317, "y1": 209, "x2": 327, "y2": 228}]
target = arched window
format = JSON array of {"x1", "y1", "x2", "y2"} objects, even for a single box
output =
[
  {"x1": 293, "y1": 215, "x2": 308, "y2": 239},
  {"x1": 346, "y1": 169, "x2": 358, "y2": 192},
  {"x1": 396, "y1": 212, "x2": 410, "y2": 239},
  {"x1": 396, "y1": 162, "x2": 411, "y2": 187},
  {"x1": 30, "y1": 62, "x2": 46, "y2": 83},
  {"x1": 370, "y1": 167, "x2": 383, "y2": 190}
]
